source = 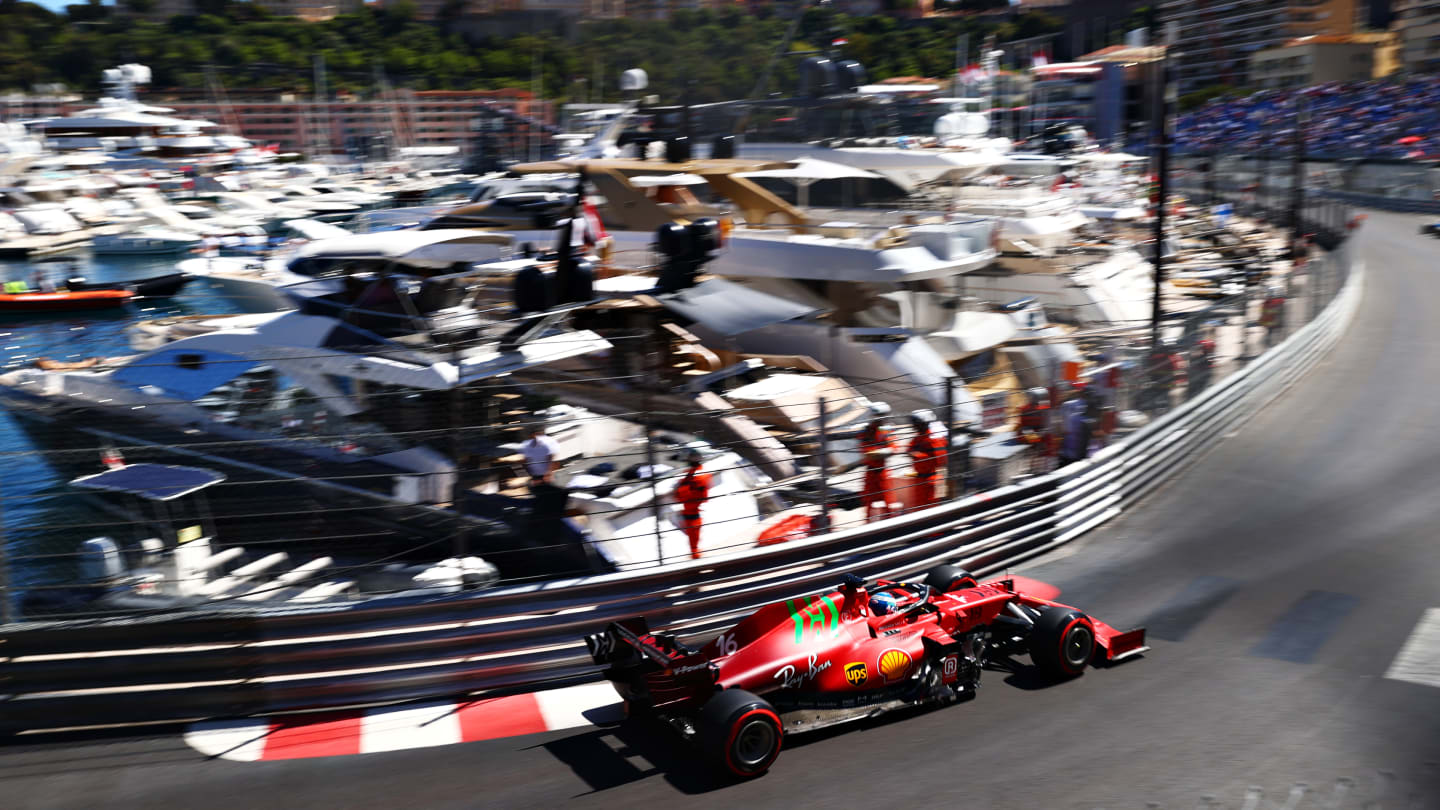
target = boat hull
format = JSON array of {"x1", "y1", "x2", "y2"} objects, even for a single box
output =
[{"x1": 0, "y1": 289, "x2": 132, "y2": 312}]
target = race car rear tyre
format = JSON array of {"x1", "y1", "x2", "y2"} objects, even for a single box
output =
[
  {"x1": 1030, "y1": 607, "x2": 1096, "y2": 680},
  {"x1": 698, "y1": 689, "x2": 783, "y2": 778},
  {"x1": 923, "y1": 564, "x2": 978, "y2": 593}
]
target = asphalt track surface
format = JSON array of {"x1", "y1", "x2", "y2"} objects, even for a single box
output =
[{"x1": 6, "y1": 212, "x2": 1440, "y2": 809}]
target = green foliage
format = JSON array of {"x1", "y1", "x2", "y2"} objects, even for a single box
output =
[
  {"x1": 1180, "y1": 84, "x2": 1237, "y2": 112},
  {"x1": 0, "y1": 5, "x2": 1061, "y2": 101}
]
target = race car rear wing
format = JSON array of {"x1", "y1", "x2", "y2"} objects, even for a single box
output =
[
  {"x1": 584, "y1": 617, "x2": 710, "y2": 671},
  {"x1": 585, "y1": 617, "x2": 673, "y2": 667}
]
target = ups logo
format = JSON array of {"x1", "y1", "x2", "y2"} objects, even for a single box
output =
[{"x1": 844, "y1": 662, "x2": 868, "y2": 686}]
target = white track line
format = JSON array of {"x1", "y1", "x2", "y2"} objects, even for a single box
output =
[
  {"x1": 1384, "y1": 608, "x2": 1440, "y2": 689},
  {"x1": 360, "y1": 701, "x2": 464, "y2": 754},
  {"x1": 184, "y1": 718, "x2": 270, "y2": 762},
  {"x1": 533, "y1": 682, "x2": 624, "y2": 731}
]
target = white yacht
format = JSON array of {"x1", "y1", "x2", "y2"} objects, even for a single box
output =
[
  {"x1": 943, "y1": 182, "x2": 1094, "y2": 254},
  {"x1": 0, "y1": 311, "x2": 610, "y2": 504},
  {"x1": 92, "y1": 226, "x2": 203, "y2": 255},
  {"x1": 180, "y1": 227, "x2": 515, "y2": 315},
  {"x1": 3, "y1": 310, "x2": 796, "y2": 576},
  {"x1": 23, "y1": 64, "x2": 265, "y2": 166}
]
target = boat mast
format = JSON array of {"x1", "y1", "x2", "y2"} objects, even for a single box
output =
[
  {"x1": 732, "y1": 0, "x2": 814, "y2": 136},
  {"x1": 312, "y1": 54, "x2": 333, "y2": 159}
]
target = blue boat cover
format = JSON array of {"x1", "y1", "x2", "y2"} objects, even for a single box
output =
[
  {"x1": 70, "y1": 463, "x2": 227, "y2": 501},
  {"x1": 112, "y1": 348, "x2": 257, "y2": 401}
]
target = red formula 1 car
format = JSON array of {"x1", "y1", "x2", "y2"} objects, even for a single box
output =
[{"x1": 584, "y1": 566, "x2": 1147, "y2": 777}]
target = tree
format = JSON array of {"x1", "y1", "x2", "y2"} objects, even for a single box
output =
[{"x1": 1180, "y1": 84, "x2": 1236, "y2": 112}]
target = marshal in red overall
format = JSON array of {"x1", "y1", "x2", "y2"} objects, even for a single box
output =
[{"x1": 584, "y1": 566, "x2": 1147, "y2": 777}]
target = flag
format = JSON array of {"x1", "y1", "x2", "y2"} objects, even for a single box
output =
[{"x1": 582, "y1": 197, "x2": 607, "y2": 248}]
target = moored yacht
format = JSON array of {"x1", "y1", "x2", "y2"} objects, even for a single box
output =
[{"x1": 23, "y1": 65, "x2": 265, "y2": 167}]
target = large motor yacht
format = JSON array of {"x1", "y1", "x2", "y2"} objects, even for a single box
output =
[{"x1": 22, "y1": 64, "x2": 265, "y2": 167}]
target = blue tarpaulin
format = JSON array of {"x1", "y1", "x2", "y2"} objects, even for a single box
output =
[
  {"x1": 70, "y1": 464, "x2": 226, "y2": 501},
  {"x1": 112, "y1": 348, "x2": 256, "y2": 401}
]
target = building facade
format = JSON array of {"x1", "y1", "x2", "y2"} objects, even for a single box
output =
[
  {"x1": 141, "y1": 0, "x2": 365, "y2": 19},
  {"x1": 1159, "y1": 0, "x2": 1361, "y2": 94},
  {"x1": 1393, "y1": 0, "x2": 1440, "y2": 73},
  {"x1": 1248, "y1": 32, "x2": 1399, "y2": 88},
  {"x1": 1027, "y1": 44, "x2": 1164, "y2": 144}
]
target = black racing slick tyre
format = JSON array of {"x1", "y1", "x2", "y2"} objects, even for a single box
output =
[
  {"x1": 697, "y1": 689, "x2": 783, "y2": 778},
  {"x1": 1029, "y1": 606, "x2": 1096, "y2": 680},
  {"x1": 924, "y1": 565, "x2": 978, "y2": 593}
]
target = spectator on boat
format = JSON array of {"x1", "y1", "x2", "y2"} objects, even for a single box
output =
[
  {"x1": 1187, "y1": 336, "x2": 1216, "y2": 398},
  {"x1": 1057, "y1": 389, "x2": 1093, "y2": 467},
  {"x1": 1260, "y1": 285, "x2": 1288, "y2": 347},
  {"x1": 526, "y1": 476, "x2": 611, "y2": 574},
  {"x1": 520, "y1": 423, "x2": 560, "y2": 482},
  {"x1": 30, "y1": 269, "x2": 54, "y2": 293}
]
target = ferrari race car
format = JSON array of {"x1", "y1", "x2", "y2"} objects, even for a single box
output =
[{"x1": 584, "y1": 566, "x2": 1147, "y2": 777}]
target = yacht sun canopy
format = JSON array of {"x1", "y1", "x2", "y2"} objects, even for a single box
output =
[
  {"x1": 658, "y1": 278, "x2": 820, "y2": 336},
  {"x1": 71, "y1": 463, "x2": 227, "y2": 501}
]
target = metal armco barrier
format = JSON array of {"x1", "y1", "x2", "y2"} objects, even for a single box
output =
[
  {"x1": 0, "y1": 226, "x2": 1363, "y2": 736},
  {"x1": 1315, "y1": 190, "x2": 1440, "y2": 215}
]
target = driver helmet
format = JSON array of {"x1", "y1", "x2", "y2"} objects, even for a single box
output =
[{"x1": 869, "y1": 591, "x2": 898, "y2": 616}]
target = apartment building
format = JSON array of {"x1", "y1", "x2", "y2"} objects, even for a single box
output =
[
  {"x1": 142, "y1": 0, "x2": 365, "y2": 19},
  {"x1": 1249, "y1": 32, "x2": 1399, "y2": 88},
  {"x1": 1393, "y1": 1, "x2": 1440, "y2": 73},
  {"x1": 1159, "y1": 0, "x2": 1360, "y2": 94},
  {"x1": 384, "y1": 0, "x2": 640, "y2": 18},
  {"x1": 185, "y1": 88, "x2": 552, "y2": 157}
]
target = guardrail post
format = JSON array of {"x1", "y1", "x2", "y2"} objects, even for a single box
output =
[
  {"x1": 449, "y1": 343, "x2": 469, "y2": 558},
  {"x1": 944, "y1": 377, "x2": 959, "y2": 499},
  {"x1": 644, "y1": 419, "x2": 663, "y2": 568},
  {"x1": 0, "y1": 481, "x2": 13, "y2": 624},
  {"x1": 815, "y1": 396, "x2": 830, "y2": 533}
]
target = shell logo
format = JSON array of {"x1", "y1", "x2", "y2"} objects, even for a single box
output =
[{"x1": 877, "y1": 648, "x2": 913, "y2": 683}]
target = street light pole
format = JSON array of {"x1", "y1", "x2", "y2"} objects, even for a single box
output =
[
  {"x1": 1149, "y1": 15, "x2": 1175, "y2": 349},
  {"x1": 1291, "y1": 94, "x2": 1308, "y2": 246}
]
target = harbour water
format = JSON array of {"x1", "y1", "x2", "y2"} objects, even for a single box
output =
[{"x1": 0, "y1": 252, "x2": 251, "y2": 598}]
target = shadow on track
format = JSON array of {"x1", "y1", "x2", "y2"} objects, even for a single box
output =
[{"x1": 532, "y1": 663, "x2": 1099, "y2": 797}]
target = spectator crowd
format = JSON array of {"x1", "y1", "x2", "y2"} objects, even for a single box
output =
[{"x1": 1173, "y1": 76, "x2": 1440, "y2": 159}]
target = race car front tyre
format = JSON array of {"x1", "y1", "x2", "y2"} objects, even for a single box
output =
[
  {"x1": 923, "y1": 564, "x2": 978, "y2": 593},
  {"x1": 1029, "y1": 607, "x2": 1096, "y2": 680},
  {"x1": 698, "y1": 689, "x2": 783, "y2": 778}
]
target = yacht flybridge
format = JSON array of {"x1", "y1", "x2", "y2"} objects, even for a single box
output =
[
  {"x1": 442, "y1": 156, "x2": 1001, "y2": 284},
  {"x1": 22, "y1": 64, "x2": 263, "y2": 166}
]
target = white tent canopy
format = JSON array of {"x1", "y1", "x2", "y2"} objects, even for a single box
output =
[
  {"x1": 1078, "y1": 151, "x2": 1147, "y2": 165},
  {"x1": 736, "y1": 158, "x2": 881, "y2": 207},
  {"x1": 737, "y1": 157, "x2": 882, "y2": 182},
  {"x1": 628, "y1": 173, "x2": 709, "y2": 188}
]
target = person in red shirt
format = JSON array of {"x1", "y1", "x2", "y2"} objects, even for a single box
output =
[
  {"x1": 674, "y1": 449, "x2": 712, "y2": 560},
  {"x1": 859, "y1": 403, "x2": 895, "y2": 521},
  {"x1": 1259, "y1": 285, "x2": 1287, "y2": 347},
  {"x1": 1015, "y1": 388, "x2": 1049, "y2": 444},
  {"x1": 908, "y1": 410, "x2": 943, "y2": 508}
]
